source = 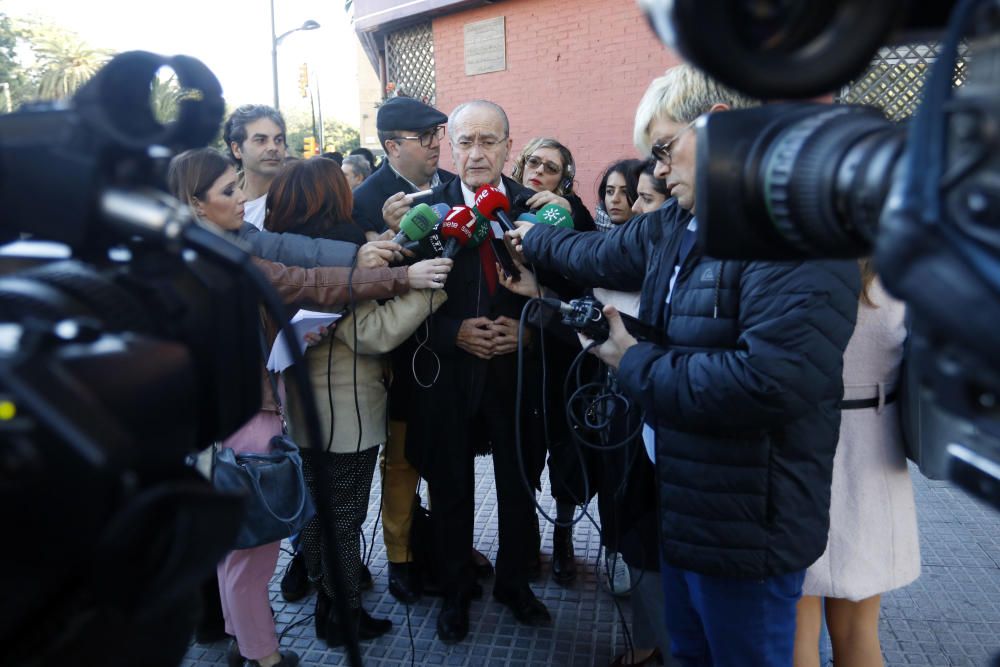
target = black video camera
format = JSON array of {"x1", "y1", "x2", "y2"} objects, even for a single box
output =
[{"x1": 0, "y1": 52, "x2": 269, "y2": 667}]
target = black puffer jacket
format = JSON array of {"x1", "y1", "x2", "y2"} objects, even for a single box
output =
[{"x1": 523, "y1": 202, "x2": 860, "y2": 578}]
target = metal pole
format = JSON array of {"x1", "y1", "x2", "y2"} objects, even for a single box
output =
[
  {"x1": 270, "y1": 0, "x2": 280, "y2": 110},
  {"x1": 315, "y1": 69, "x2": 324, "y2": 152}
]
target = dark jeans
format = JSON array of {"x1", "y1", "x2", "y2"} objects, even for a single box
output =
[{"x1": 660, "y1": 558, "x2": 805, "y2": 667}]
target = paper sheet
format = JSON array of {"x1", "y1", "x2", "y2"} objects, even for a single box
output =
[{"x1": 266, "y1": 309, "x2": 343, "y2": 373}]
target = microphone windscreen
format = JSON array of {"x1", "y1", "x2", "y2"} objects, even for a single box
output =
[
  {"x1": 535, "y1": 203, "x2": 573, "y2": 229},
  {"x1": 430, "y1": 202, "x2": 450, "y2": 220},
  {"x1": 473, "y1": 184, "x2": 510, "y2": 220},
  {"x1": 398, "y1": 203, "x2": 438, "y2": 241}
]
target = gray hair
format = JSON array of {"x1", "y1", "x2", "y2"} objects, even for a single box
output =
[
  {"x1": 447, "y1": 100, "x2": 510, "y2": 139},
  {"x1": 342, "y1": 154, "x2": 371, "y2": 179},
  {"x1": 633, "y1": 63, "x2": 759, "y2": 155}
]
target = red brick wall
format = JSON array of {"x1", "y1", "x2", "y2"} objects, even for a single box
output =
[{"x1": 431, "y1": 0, "x2": 680, "y2": 210}]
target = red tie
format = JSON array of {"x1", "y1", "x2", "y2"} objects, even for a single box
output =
[{"x1": 478, "y1": 230, "x2": 498, "y2": 296}]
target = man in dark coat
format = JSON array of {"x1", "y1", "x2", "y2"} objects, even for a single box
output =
[
  {"x1": 351, "y1": 96, "x2": 454, "y2": 235},
  {"x1": 403, "y1": 99, "x2": 550, "y2": 643},
  {"x1": 349, "y1": 96, "x2": 454, "y2": 604},
  {"x1": 509, "y1": 66, "x2": 860, "y2": 666}
]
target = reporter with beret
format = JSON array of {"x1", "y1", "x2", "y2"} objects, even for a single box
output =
[{"x1": 351, "y1": 96, "x2": 454, "y2": 235}]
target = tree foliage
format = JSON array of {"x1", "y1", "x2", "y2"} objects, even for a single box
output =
[
  {"x1": 282, "y1": 107, "x2": 360, "y2": 157},
  {"x1": 25, "y1": 22, "x2": 112, "y2": 100}
]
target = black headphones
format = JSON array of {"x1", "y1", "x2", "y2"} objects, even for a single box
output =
[{"x1": 561, "y1": 159, "x2": 576, "y2": 194}]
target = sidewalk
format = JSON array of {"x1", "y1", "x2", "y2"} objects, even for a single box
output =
[{"x1": 183, "y1": 459, "x2": 1000, "y2": 667}]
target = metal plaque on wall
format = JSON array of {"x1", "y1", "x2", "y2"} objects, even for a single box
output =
[{"x1": 464, "y1": 16, "x2": 506, "y2": 76}]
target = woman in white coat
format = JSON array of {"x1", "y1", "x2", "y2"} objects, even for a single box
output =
[{"x1": 794, "y1": 259, "x2": 921, "y2": 667}]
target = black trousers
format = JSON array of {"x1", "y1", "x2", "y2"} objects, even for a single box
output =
[
  {"x1": 300, "y1": 447, "x2": 379, "y2": 609},
  {"x1": 429, "y1": 388, "x2": 536, "y2": 596}
]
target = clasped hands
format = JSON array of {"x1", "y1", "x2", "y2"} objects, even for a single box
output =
[{"x1": 456, "y1": 316, "x2": 522, "y2": 360}]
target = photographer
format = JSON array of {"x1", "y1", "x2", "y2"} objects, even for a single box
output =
[{"x1": 508, "y1": 64, "x2": 861, "y2": 665}]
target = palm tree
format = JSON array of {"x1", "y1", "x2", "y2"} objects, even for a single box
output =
[{"x1": 27, "y1": 24, "x2": 111, "y2": 100}]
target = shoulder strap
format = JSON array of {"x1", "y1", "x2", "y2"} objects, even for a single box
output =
[{"x1": 258, "y1": 323, "x2": 288, "y2": 434}]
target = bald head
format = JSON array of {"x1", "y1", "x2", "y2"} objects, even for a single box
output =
[{"x1": 448, "y1": 100, "x2": 513, "y2": 189}]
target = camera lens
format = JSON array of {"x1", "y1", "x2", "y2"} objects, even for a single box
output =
[{"x1": 697, "y1": 103, "x2": 905, "y2": 260}]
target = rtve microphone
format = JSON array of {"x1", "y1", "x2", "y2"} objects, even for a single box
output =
[
  {"x1": 440, "y1": 206, "x2": 478, "y2": 259},
  {"x1": 392, "y1": 202, "x2": 445, "y2": 244},
  {"x1": 473, "y1": 185, "x2": 516, "y2": 232}
]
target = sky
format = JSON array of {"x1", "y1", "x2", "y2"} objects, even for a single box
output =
[{"x1": 1, "y1": 0, "x2": 363, "y2": 125}]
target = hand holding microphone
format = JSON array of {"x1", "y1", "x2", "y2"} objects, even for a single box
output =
[
  {"x1": 407, "y1": 257, "x2": 454, "y2": 290},
  {"x1": 524, "y1": 190, "x2": 572, "y2": 214}
]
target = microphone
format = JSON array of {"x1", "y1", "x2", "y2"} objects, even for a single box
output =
[
  {"x1": 392, "y1": 203, "x2": 443, "y2": 244},
  {"x1": 473, "y1": 185, "x2": 516, "y2": 232},
  {"x1": 440, "y1": 206, "x2": 478, "y2": 259},
  {"x1": 533, "y1": 203, "x2": 574, "y2": 229}
]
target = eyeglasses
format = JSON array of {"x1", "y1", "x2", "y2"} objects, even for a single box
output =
[
  {"x1": 453, "y1": 135, "x2": 508, "y2": 152},
  {"x1": 392, "y1": 125, "x2": 445, "y2": 148},
  {"x1": 524, "y1": 155, "x2": 562, "y2": 176},
  {"x1": 650, "y1": 119, "x2": 697, "y2": 167}
]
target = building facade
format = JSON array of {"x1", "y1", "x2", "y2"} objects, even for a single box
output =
[{"x1": 353, "y1": 0, "x2": 680, "y2": 209}]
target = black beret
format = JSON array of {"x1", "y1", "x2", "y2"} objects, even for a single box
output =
[{"x1": 376, "y1": 97, "x2": 448, "y2": 132}]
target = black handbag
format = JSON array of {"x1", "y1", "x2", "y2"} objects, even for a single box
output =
[{"x1": 212, "y1": 330, "x2": 316, "y2": 550}]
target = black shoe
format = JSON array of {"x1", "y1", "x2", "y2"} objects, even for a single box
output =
[
  {"x1": 358, "y1": 607, "x2": 392, "y2": 640},
  {"x1": 359, "y1": 562, "x2": 373, "y2": 591},
  {"x1": 388, "y1": 561, "x2": 422, "y2": 604},
  {"x1": 324, "y1": 606, "x2": 391, "y2": 646},
  {"x1": 493, "y1": 584, "x2": 552, "y2": 627},
  {"x1": 243, "y1": 649, "x2": 300, "y2": 667},
  {"x1": 314, "y1": 590, "x2": 330, "y2": 641},
  {"x1": 436, "y1": 592, "x2": 470, "y2": 643},
  {"x1": 551, "y1": 525, "x2": 576, "y2": 586},
  {"x1": 471, "y1": 548, "x2": 494, "y2": 579},
  {"x1": 280, "y1": 551, "x2": 312, "y2": 602}
]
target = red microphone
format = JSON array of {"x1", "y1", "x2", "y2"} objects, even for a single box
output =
[
  {"x1": 474, "y1": 185, "x2": 515, "y2": 232},
  {"x1": 440, "y1": 206, "x2": 478, "y2": 258}
]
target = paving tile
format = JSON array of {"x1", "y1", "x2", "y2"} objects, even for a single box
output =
[{"x1": 181, "y1": 461, "x2": 1000, "y2": 666}]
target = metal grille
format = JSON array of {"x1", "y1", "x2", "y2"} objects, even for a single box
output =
[
  {"x1": 838, "y1": 42, "x2": 970, "y2": 121},
  {"x1": 385, "y1": 22, "x2": 436, "y2": 105}
]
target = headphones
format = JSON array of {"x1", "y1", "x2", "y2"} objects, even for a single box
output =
[{"x1": 560, "y1": 159, "x2": 576, "y2": 194}]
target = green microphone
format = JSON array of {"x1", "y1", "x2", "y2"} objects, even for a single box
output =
[
  {"x1": 392, "y1": 203, "x2": 439, "y2": 244},
  {"x1": 467, "y1": 210, "x2": 492, "y2": 248},
  {"x1": 535, "y1": 203, "x2": 574, "y2": 229}
]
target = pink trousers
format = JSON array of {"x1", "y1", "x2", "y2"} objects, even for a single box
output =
[{"x1": 217, "y1": 407, "x2": 283, "y2": 661}]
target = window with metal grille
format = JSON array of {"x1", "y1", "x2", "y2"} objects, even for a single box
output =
[
  {"x1": 385, "y1": 22, "x2": 436, "y2": 105},
  {"x1": 837, "y1": 42, "x2": 970, "y2": 122}
]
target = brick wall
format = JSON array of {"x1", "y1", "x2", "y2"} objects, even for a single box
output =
[{"x1": 431, "y1": 0, "x2": 680, "y2": 209}]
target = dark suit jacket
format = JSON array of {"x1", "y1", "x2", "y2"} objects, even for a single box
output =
[
  {"x1": 402, "y1": 175, "x2": 534, "y2": 484},
  {"x1": 351, "y1": 161, "x2": 454, "y2": 234}
]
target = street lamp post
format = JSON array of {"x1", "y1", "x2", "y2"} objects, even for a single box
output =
[{"x1": 270, "y1": 0, "x2": 320, "y2": 111}]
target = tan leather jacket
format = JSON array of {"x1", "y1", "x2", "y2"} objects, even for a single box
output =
[{"x1": 251, "y1": 257, "x2": 411, "y2": 413}]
